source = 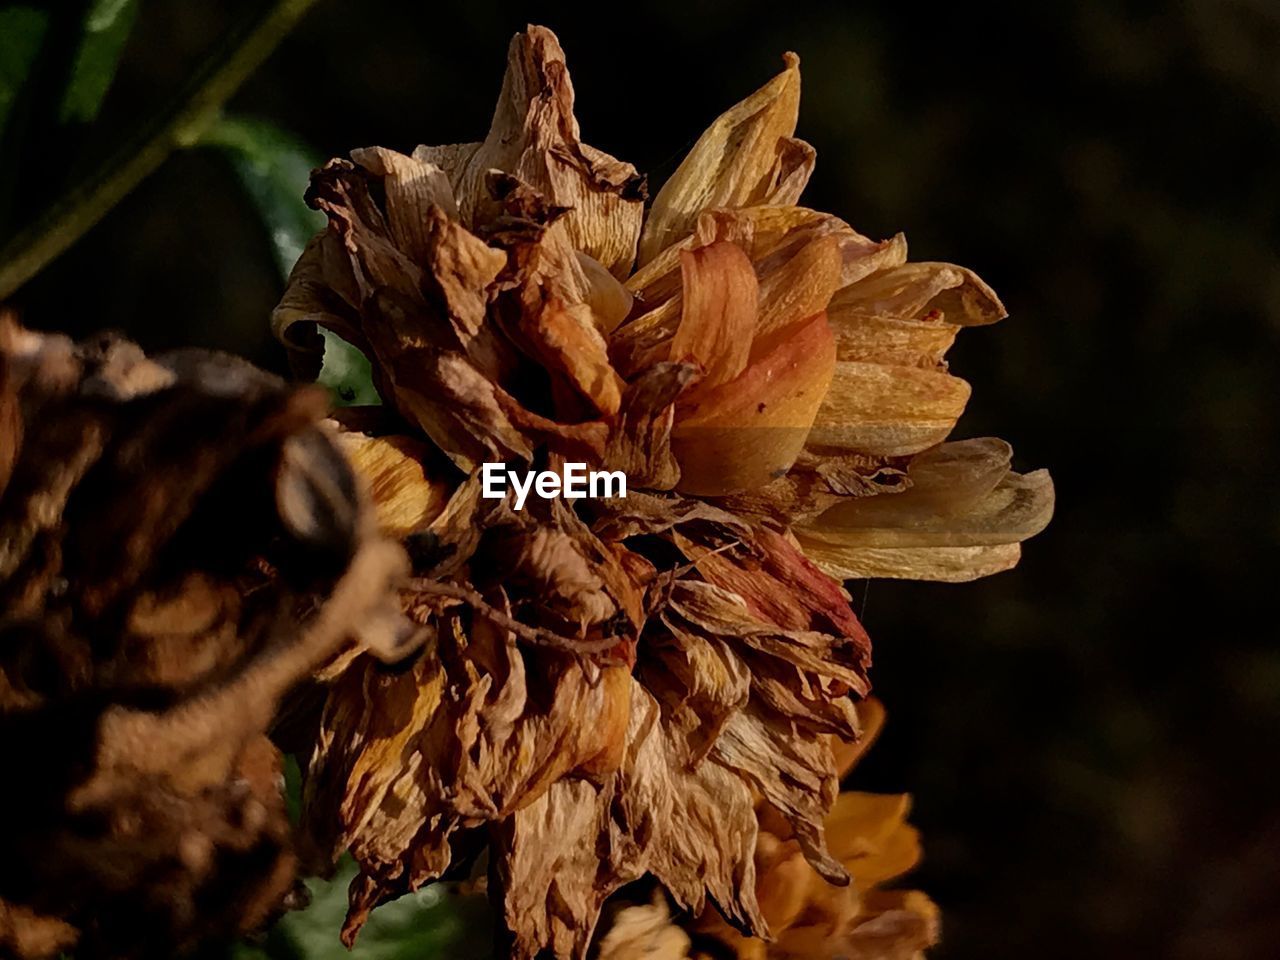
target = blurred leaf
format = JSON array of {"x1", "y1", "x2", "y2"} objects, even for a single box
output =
[
  {"x1": 0, "y1": 5, "x2": 50, "y2": 139},
  {"x1": 205, "y1": 114, "x2": 380, "y2": 406},
  {"x1": 59, "y1": 0, "x2": 141, "y2": 123},
  {"x1": 235, "y1": 858, "x2": 493, "y2": 960},
  {"x1": 203, "y1": 114, "x2": 324, "y2": 277}
]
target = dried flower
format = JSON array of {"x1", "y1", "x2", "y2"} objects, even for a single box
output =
[
  {"x1": 273, "y1": 25, "x2": 1053, "y2": 958},
  {"x1": 0, "y1": 317, "x2": 416, "y2": 959}
]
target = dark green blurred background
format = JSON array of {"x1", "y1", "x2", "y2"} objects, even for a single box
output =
[{"x1": 5, "y1": 1, "x2": 1280, "y2": 957}]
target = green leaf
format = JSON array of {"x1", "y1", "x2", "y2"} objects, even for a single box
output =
[
  {"x1": 237, "y1": 858, "x2": 494, "y2": 960},
  {"x1": 204, "y1": 114, "x2": 380, "y2": 406},
  {"x1": 0, "y1": 5, "x2": 50, "y2": 140},
  {"x1": 59, "y1": 0, "x2": 141, "y2": 124}
]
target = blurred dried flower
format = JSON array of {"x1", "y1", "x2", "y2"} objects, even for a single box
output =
[
  {"x1": 0, "y1": 315, "x2": 416, "y2": 959},
  {"x1": 273, "y1": 24, "x2": 1052, "y2": 959}
]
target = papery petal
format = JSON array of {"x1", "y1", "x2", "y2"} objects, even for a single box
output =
[
  {"x1": 806, "y1": 361, "x2": 971, "y2": 457},
  {"x1": 638, "y1": 54, "x2": 802, "y2": 265},
  {"x1": 271, "y1": 231, "x2": 366, "y2": 377},
  {"x1": 797, "y1": 540, "x2": 1023, "y2": 583},
  {"x1": 625, "y1": 206, "x2": 900, "y2": 327},
  {"x1": 350, "y1": 147, "x2": 459, "y2": 252},
  {"x1": 830, "y1": 311, "x2": 959, "y2": 368},
  {"x1": 448, "y1": 27, "x2": 646, "y2": 276},
  {"x1": 802, "y1": 465, "x2": 1054, "y2": 549},
  {"x1": 603, "y1": 362, "x2": 698, "y2": 490},
  {"x1": 832, "y1": 261, "x2": 1006, "y2": 325},
  {"x1": 755, "y1": 234, "x2": 843, "y2": 343},
  {"x1": 499, "y1": 679, "x2": 765, "y2": 960},
  {"x1": 794, "y1": 440, "x2": 1052, "y2": 581}
]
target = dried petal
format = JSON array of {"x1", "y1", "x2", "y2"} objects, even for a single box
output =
[
  {"x1": 639, "y1": 54, "x2": 802, "y2": 264},
  {"x1": 671, "y1": 241, "x2": 759, "y2": 391},
  {"x1": 448, "y1": 27, "x2": 646, "y2": 275},
  {"x1": 807, "y1": 361, "x2": 971, "y2": 457},
  {"x1": 673, "y1": 312, "x2": 836, "y2": 495},
  {"x1": 829, "y1": 311, "x2": 959, "y2": 368},
  {"x1": 755, "y1": 234, "x2": 843, "y2": 342},
  {"x1": 798, "y1": 540, "x2": 1023, "y2": 583},
  {"x1": 832, "y1": 261, "x2": 1006, "y2": 325},
  {"x1": 603, "y1": 362, "x2": 698, "y2": 490},
  {"x1": 335, "y1": 432, "x2": 451, "y2": 537},
  {"x1": 801, "y1": 466, "x2": 1054, "y2": 548}
]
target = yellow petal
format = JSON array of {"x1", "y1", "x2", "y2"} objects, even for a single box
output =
[
  {"x1": 799, "y1": 541, "x2": 1023, "y2": 583},
  {"x1": 826, "y1": 792, "x2": 912, "y2": 864},
  {"x1": 830, "y1": 310, "x2": 959, "y2": 368},
  {"x1": 755, "y1": 234, "x2": 843, "y2": 343},
  {"x1": 832, "y1": 261, "x2": 1006, "y2": 324},
  {"x1": 638, "y1": 54, "x2": 802, "y2": 265},
  {"x1": 802, "y1": 466, "x2": 1055, "y2": 549},
  {"x1": 807, "y1": 362, "x2": 971, "y2": 456},
  {"x1": 336, "y1": 432, "x2": 451, "y2": 538},
  {"x1": 672, "y1": 311, "x2": 835, "y2": 495}
]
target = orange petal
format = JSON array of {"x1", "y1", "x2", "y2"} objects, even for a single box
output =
[
  {"x1": 671, "y1": 241, "x2": 759, "y2": 392},
  {"x1": 672, "y1": 311, "x2": 835, "y2": 495}
]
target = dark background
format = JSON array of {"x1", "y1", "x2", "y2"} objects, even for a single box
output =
[{"x1": 7, "y1": 1, "x2": 1280, "y2": 957}]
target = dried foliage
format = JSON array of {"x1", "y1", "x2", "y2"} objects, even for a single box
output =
[
  {"x1": 269, "y1": 24, "x2": 1053, "y2": 960},
  {"x1": 0, "y1": 317, "x2": 416, "y2": 959}
]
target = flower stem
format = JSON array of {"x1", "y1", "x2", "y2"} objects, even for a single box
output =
[{"x1": 0, "y1": 0, "x2": 321, "y2": 301}]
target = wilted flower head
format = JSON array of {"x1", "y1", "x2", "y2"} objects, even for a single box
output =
[{"x1": 274, "y1": 25, "x2": 1052, "y2": 959}]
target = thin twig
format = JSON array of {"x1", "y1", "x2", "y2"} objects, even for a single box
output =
[
  {"x1": 0, "y1": 0, "x2": 321, "y2": 300},
  {"x1": 408, "y1": 577, "x2": 625, "y2": 655}
]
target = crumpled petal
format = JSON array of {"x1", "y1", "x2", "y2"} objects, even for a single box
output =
[
  {"x1": 438, "y1": 26, "x2": 646, "y2": 276},
  {"x1": 603, "y1": 362, "x2": 698, "y2": 490}
]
